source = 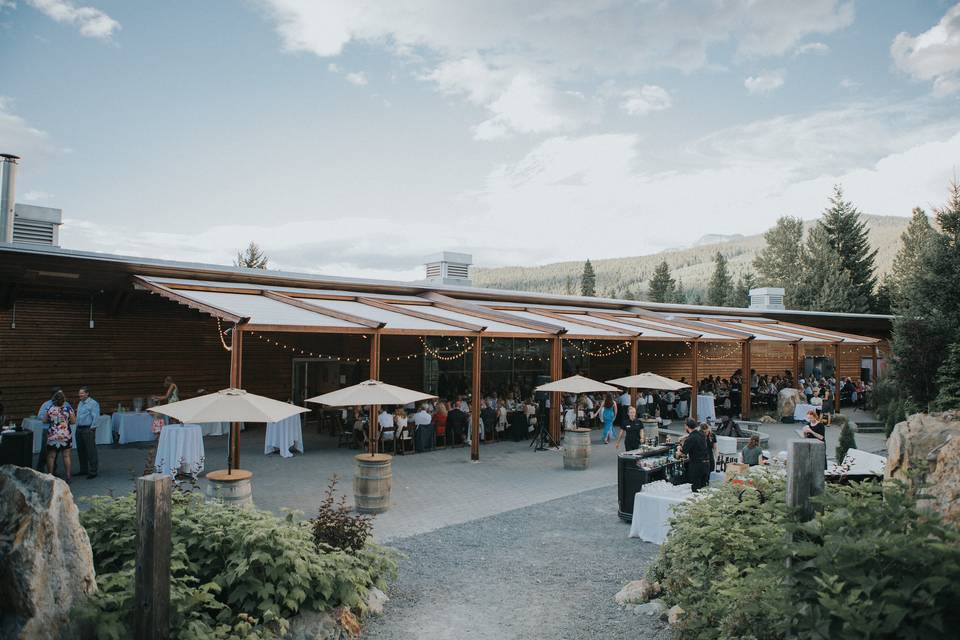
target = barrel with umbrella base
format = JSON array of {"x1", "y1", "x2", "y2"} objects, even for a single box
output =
[
  {"x1": 307, "y1": 379, "x2": 436, "y2": 514},
  {"x1": 535, "y1": 375, "x2": 620, "y2": 468},
  {"x1": 148, "y1": 388, "x2": 309, "y2": 508}
]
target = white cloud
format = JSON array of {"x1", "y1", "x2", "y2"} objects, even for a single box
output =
[
  {"x1": 839, "y1": 77, "x2": 860, "y2": 90},
  {"x1": 327, "y1": 62, "x2": 339, "y2": 73},
  {"x1": 25, "y1": 0, "x2": 119, "y2": 40},
  {"x1": 794, "y1": 41, "x2": 829, "y2": 56},
  {"x1": 621, "y1": 85, "x2": 672, "y2": 116},
  {"x1": 21, "y1": 190, "x2": 55, "y2": 203},
  {"x1": 891, "y1": 3, "x2": 960, "y2": 95},
  {"x1": 344, "y1": 71, "x2": 367, "y2": 86},
  {"x1": 744, "y1": 69, "x2": 786, "y2": 94},
  {"x1": 0, "y1": 97, "x2": 57, "y2": 159}
]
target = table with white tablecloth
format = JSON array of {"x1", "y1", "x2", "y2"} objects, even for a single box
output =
[
  {"x1": 154, "y1": 424, "x2": 205, "y2": 477},
  {"x1": 94, "y1": 414, "x2": 114, "y2": 445},
  {"x1": 676, "y1": 400, "x2": 689, "y2": 418},
  {"x1": 112, "y1": 412, "x2": 156, "y2": 444},
  {"x1": 23, "y1": 417, "x2": 77, "y2": 453},
  {"x1": 628, "y1": 482, "x2": 696, "y2": 544},
  {"x1": 199, "y1": 422, "x2": 230, "y2": 437},
  {"x1": 793, "y1": 403, "x2": 818, "y2": 422},
  {"x1": 696, "y1": 394, "x2": 716, "y2": 421},
  {"x1": 264, "y1": 415, "x2": 304, "y2": 458}
]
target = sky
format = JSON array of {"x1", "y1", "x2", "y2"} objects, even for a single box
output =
[{"x1": 2, "y1": 0, "x2": 960, "y2": 281}]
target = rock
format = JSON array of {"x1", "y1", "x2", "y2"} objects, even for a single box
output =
[
  {"x1": 777, "y1": 389, "x2": 803, "y2": 419},
  {"x1": 759, "y1": 415, "x2": 777, "y2": 424},
  {"x1": 926, "y1": 436, "x2": 960, "y2": 526},
  {"x1": 0, "y1": 466, "x2": 97, "y2": 640},
  {"x1": 886, "y1": 411, "x2": 960, "y2": 484},
  {"x1": 614, "y1": 578, "x2": 659, "y2": 606},
  {"x1": 634, "y1": 599, "x2": 666, "y2": 617},
  {"x1": 667, "y1": 604, "x2": 685, "y2": 626},
  {"x1": 365, "y1": 586, "x2": 388, "y2": 616},
  {"x1": 285, "y1": 609, "x2": 345, "y2": 640}
]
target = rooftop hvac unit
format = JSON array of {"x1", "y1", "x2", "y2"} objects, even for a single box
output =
[
  {"x1": 424, "y1": 252, "x2": 473, "y2": 286},
  {"x1": 749, "y1": 287, "x2": 786, "y2": 311},
  {"x1": 13, "y1": 204, "x2": 63, "y2": 247}
]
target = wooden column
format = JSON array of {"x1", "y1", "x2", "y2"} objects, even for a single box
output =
[
  {"x1": 471, "y1": 334, "x2": 481, "y2": 461},
  {"x1": 629, "y1": 340, "x2": 639, "y2": 407},
  {"x1": 792, "y1": 342, "x2": 801, "y2": 389},
  {"x1": 690, "y1": 341, "x2": 699, "y2": 420},
  {"x1": 228, "y1": 324, "x2": 244, "y2": 472},
  {"x1": 833, "y1": 343, "x2": 842, "y2": 416},
  {"x1": 786, "y1": 440, "x2": 825, "y2": 522},
  {"x1": 135, "y1": 474, "x2": 171, "y2": 640},
  {"x1": 550, "y1": 337, "x2": 562, "y2": 442},
  {"x1": 741, "y1": 340, "x2": 752, "y2": 419},
  {"x1": 871, "y1": 346, "x2": 879, "y2": 384},
  {"x1": 368, "y1": 332, "x2": 381, "y2": 456}
]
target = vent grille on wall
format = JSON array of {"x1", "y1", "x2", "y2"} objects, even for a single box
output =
[{"x1": 13, "y1": 219, "x2": 56, "y2": 245}]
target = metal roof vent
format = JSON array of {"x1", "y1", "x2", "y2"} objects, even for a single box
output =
[
  {"x1": 13, "y1": 204, "x2": 63, "y2": 247},
  {"x1": 749, "y1": 287, "x2": 785, "y2": 311},
  {"x1": 424, "y1": 252, "x2": 472, "y2": 286}
]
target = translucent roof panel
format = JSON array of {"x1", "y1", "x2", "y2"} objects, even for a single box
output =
[
  {"x1": 495, "y1": 310, "x2": 625, "y2": 337},
  {"x1": 145, "y1": 276, "x2": 424, "y2": 302},
  {"x1": 617, "y1": 317, "x2": 736, "y2": 341},
  {"x1": 174, "y1": 291, "x2": 366, "y2": 328},
  {"x1": 400, "y1": 304, "x2": 545, "y2": 334},
  {"x1": 303, "y1": 299, "x2": 465, "y2": 331}
]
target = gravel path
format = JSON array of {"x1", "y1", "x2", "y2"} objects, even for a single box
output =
[{"x1": 364, "y1": 485, "x2": 671, "y2": 640}]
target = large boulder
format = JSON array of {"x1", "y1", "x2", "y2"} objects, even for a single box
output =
[
  {"x1": 0, "y1": 466, "x2": 97, "y2": 640},
  {"x1": 777, "y1": 388, "x2": 803, "y2": 419},
  {"x1": 926, "y1": 436, "x2": 960, "y2": 526},
  {"x1": 886, "y1": 411, "x2": 960, "y2": 484}
]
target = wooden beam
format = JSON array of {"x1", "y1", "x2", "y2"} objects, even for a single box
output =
[
  {"x1": 528, "y1": 309, "x2": 640, "y2": 336},
  {"x1": 369, "y1": 333, "x2": 381, "y2": 455},
  {"x1": 550, "y1": 337, "x2": 562, "y2": 443},
  {"x1": 588, "y1": 312, "x2": 702, "y2": 338},
  {"x1": 770, "y1": 319, "x2": 880, "y2": 344},
  {"x1": 471, "y1": 335, "x2": 481, "y2": 461},
  {"x1": 630, "y1": 340, "x2": 639, "y2": 407},
  {"x1": 786, "y1": 440, "x2": 825, "y2": 523},
  {"x1": 741, "y1": 340, "x2": 752, "y2": 419},
  {"x1": 872, "y1": 346, "x2": 879, "y2": 384},
  {"x1": 623, "y1": 306, "x2": 749, "y2": 339},
  {"x1": 135, "y1": 474, "x2": 171, "y2": 640},
  {"x1": 228, "y1": 325, "x2": 244, "y2": 472},
  {"x1": 691, "y1": 341, "x2": 699, "y2": 421},
  {"x1": 419, "y1": 292, "x2": 564, "y2": 334},
  {"x1": 358, "y1": 296, "x2": 486, "y2": 332},
  {"x1": 792, "y1": 342, "x2": 801, "y2": 390},
  {"x1": 133, "y1": 276, "x2": 246, "y2": 323},
  {"x1": 262, "y1": 291, "x2": 385, "y2": 328},
  {"x1": 834, "y1": 343, "x2": 842, "y2": 418}
]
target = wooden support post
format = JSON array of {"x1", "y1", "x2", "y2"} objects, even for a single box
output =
[
  {"x1": 227, "y1": 323, "x2": 244, "y2": 473},
  {"x1": 833, "y1": 343, "x2": 842, "y2": 416},
  {"x1": 629, "y1": 340, "x2": 639, "y2": 407},
  {"x1": 550, "y1": 337, "x2": 562, "y2": 442},
  {"x1": 871, "y1": 346, "x2": 879, "y2": 384},
  {"x1": 368, "y1": 333, "x2": 381, "y2": 456},
  {"x1": 792, "y1": 342, "x2": 800, "y2": 389},
  {"x1": 741, "y1": 340, "x2": 752, "y2": 419},
  {"x1": 691, "y1": 341, "x2": 699, "y2": 421},
  {"x1": 471, "y1": 334, "x2": 481, "y2": 461},
  {"x1": 135, "y1": 474, "x2": 171, "y2": 640},
  {"x1": 786, "y1": 440, "x2": 825, "y2": 523}
]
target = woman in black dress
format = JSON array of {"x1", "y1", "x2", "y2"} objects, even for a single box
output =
[
  {"x1": 701, "y1": 422, "x2": 718, "y2": 473},
  {"x1": 802, "y1": 410, "x2": 827, "y2": 469}
]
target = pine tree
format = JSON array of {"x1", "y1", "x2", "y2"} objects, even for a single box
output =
[
  {"x1": 707, "y1": 252, "x2": 732, "y2": 307},
  {"x1": 753, "y1": 216, "x2": 806, "y2": 307},
  {"x1": 731, "y1": 271, "x2": 758, "y2": 308},
  {"x1": 564, "y1": 275, "x2": 575, "y2": 295},
  {"x1": 816, "y1": 185, "x2": 878, "y2": 312},
  {"x1": 674, "y1": 279, "x2": 687, "y2": 304},
  {"x1": 889, "y1": 207, "x2": 935, "y2": 303},
  {"x1": 647, "y1": 261, "x2": 676, "y2": 303},
  {"x1": 836, "y1": 421, "x2": 857, "y2": 466},
  {"x1": 234, "y1": 242, "x2": 268, "y2": 269},
  {"x1": 580, "y1": 260, "x2": 596, "y2": 297},
  {"x1": 800, "y1": 225, "x2": 862, "y2": 312},
  {"x1": 934, "y1": 341, "x2": 960, "y2": 411}
]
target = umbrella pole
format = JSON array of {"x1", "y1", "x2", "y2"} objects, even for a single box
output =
[{"x1": 368, "y1": 404, "x2": 376, "y2": 457}]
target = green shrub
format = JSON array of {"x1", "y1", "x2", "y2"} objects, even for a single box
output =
[
  {"x1": 312, "y1": 476, "x2": 373, "y2": 554},
  {"x1": 77, "y1": 493, "x2": 399, "y2": 640},
  {"x1": 650, "y1": 479, "x2": 960, "y2": 640},
  {"x1": 835, "y1": 421, "x2": 857, "y2": 464}
]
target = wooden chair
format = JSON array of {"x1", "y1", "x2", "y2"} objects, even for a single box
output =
[
  {"x1": 398, "y1": 425, "x2": 415, "y2": 455},
  {"x1": 380, "y1": 427, "x2": 397, "y2": 454},
  {"x1": 337, "y1": 417, "x2": 354, "y2": 448}
]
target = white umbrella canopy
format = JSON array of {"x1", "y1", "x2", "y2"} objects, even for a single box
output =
[
  {"x1": 535, "y1": 375, "x2": 620, "y2": 394},
  {"x1": 148, "y1": 388, "x2": 309, "y2": 423},
  {"x1": 606, "y1": 372, "x2": 691, "y2": 391},
  {"x1": 306, "y1": 379, "x2": 436, "y2": 408}
]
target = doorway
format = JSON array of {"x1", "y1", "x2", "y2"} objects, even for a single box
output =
[{"x1": 292, "y1": 358, "x2": 359, "y2": 426}]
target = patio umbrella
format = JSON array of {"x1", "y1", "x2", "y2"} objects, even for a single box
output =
[
  {"x1": 148, "y1": 388, "x2": 309, "y2": 472},
  {"x1": 535, "y1": 375, "x2": 620, "y2": 394},
  {"x1": 306, "y1": 379, "x2": 437, "y2": 456},
  {"x1": 605, "y1": 372, "x2": 691, "y2": 391}
]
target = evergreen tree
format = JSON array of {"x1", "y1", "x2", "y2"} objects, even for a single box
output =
[
  {"x1": 731, "y1": 271, "x2": 758, "y2": 308},
  {"x1": 648, "y1": 261, "x2": 676, "y2": 303},
  {"x1": 580, "y1": 260, "x2": 596, "y2": 297},
  {"x1": 753, "y1": 216, "x2": 806, "y2": 307},
  {"x1": 873, "y1": 276, "x2": 893, "y2": 316},
  {"x1": 888, "y1": 207, "x2": 935, "y2": 302},
  {"x1": 692, "y1": 293, "x2": 704, "y2": 306},
  {"x1": 674, "y1": 279, "x2": 687, "y2": 304},
  {"x1": 934, "y1": 341, "x2": 960, "y2": 411},
  {"x1": 234, "y1": 242, "x2": 268, "y2": 269},
  {"x1": 707, "y1": 252, "x2": 732, "y2": 307},
  {"x1": 799, "y1": 225, "x2": 862, "y2": 312},
  {"x1": 836, "y1": 421, "x2": 857, "y2": 466},
  {"x1": 816, "y1": 185, "x2": 878, "y2": 312},
  {"x1": 564, "y1": 275, "x2": 575, "y2": 295}
]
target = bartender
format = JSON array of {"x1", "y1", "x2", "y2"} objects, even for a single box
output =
[
  {"x1": 614, "y1": 405, "x2": 645, "y2": 451},
  {"x1": 679, "y1": 418, "x2": 710, "y2": 492}
]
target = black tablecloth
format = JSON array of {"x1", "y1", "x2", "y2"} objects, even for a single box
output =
[
  {"x1": 414, "y1": 424, "x2": 436, "y2": 452},
  {"x1": 0, "y1": 431, "x2": 33, "y2": 467},
  {"x1": 508, "y1": 412, "x2": 527, "y2": 442}
]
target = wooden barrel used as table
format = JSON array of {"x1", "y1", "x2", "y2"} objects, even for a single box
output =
[
  {"x1": 354, "y1": 453, "x2": 392, "y2": 514},
  {"x1": 205, "y1": 469, "x2": 254, "y2": 508},
  {"x1": 563, "y1": 428, "x2": 591, "y2": 470}
]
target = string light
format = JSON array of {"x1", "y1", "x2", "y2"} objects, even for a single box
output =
[
  {"x1": 251, "y1": 333, "x2": 371, "y2": 363},
  {"x1": 419, "y1": 336, "x2": 474, "y2": 361},
  {"x1": 215, "y1": 317, "x2": 232, "y2": 352},
  {"x1": 565, "y1": 340, "x2": 632, "y2": 358}
]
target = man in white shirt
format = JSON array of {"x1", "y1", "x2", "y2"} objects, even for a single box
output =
[
  {"x1": 378, "y1": 409, "x2": 395, "y2": 441},
  {"x1": 413, "y1": 405, "x2": 432, "y2": 430}
]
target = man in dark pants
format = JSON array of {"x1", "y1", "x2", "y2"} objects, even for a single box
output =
[
  {"x1": 682, "y1": 418, "x2": 710, "y2": 492},
  {"x1": 446, "y1": 405, "x2": 469, "y2": 447},
  {"x1": 75, "y1": 386, "x2": 100, "y2": 478}
]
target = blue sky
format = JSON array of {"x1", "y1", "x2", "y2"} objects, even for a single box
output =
[{"x1": 2, "y1": 1, "x2": 959, "y2": 279}]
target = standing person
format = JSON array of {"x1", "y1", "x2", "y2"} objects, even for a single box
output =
[
  {"x1": 35, "y1": 386, "x2": 62, "y2": 471},
  {"x1": 680, "y1": 418, "x2": 710, "y2": 492},
  {"x1": 75, "y1": 386, "x2": 100, "y2": 478},
  {"x1": 593, "y1": 393, "x2": 618, "y2": 444},
  {"x1": 739, "y1": 435, "x2": 767, "y2": 466},
  {"x1": 446, "y1": 403, "x2": 468, "y2": 446},
  {"x1": 802, "y1": 410, "x2": 827, "y2": 469},
  {"x1": 701, "y1": 422, "x2": 718, "y2": 474},
  {"x1": 153, "y1": 376, "x2": 179, "y2": 405},
  {"x1": 617, "y1": 388, "x2": 631, "y2": 426},
  {"x1": 43, "y1": 391, "x2": 75, "y2": 481},
  {"x1": 614, "y1": 405, "x2": 645, "y2": 451}
]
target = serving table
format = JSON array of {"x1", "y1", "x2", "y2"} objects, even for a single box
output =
[
  {"x1": 112, "y1": 412, "x2": 155, "y2": 444},
  {"x1": 155, "y1": 424, "x2": 205, "y2": 478},
  {"x1": 265, "y1": 415, "x2": 304, "y2": 458},
  {"x1": 617, "y1": 445, "x2": 684, "y2": 522},
  {"x1": 628, "y1": 481, "x2": 696, "y2": 544}
]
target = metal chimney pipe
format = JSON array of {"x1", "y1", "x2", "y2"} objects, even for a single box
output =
[{"x1": 0, "y1": 153, "x2": 19, "y2": 244}]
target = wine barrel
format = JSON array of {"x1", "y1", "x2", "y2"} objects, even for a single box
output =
[
  {"x1": 354, "y1": 453, "x2": 393, "y2": 514},
  {"x1": 205, "y1": 469, "x2": 254, "y2": 508},
  {"x1": 563, "y1": 428, "x2": 591, "y2": 470}
]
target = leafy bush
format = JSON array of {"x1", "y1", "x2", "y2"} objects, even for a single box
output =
[
  {"x1": 650, "y1": 478, "x2": 960, "y2": 640},
  {"x1": 312, "y1": 476, "x2": 373, "y2": 554},
  {"x1": 835, "y1": 421, "x2": 857, "y2": 464},
  {"x1": 77, "y1": 493, "x2": 399, "y2": 640},
  {"x1": 871, "y1": 378, "x2": 918, "y2": 436}
]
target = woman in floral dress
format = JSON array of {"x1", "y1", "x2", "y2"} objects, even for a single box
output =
[{"x1": 44, "y1": 390, "x2": 76, "y2": 481}]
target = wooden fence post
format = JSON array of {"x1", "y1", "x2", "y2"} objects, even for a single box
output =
[
  {"x1": 786, "y1": 440, "x2": 825, "y2": 522},
  {"x1": 136, "y1": 474, "x2": 172, "y2": 640}
]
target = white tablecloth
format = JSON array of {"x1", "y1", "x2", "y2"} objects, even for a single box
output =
[
  {"x1": 23, "y1": 417, "x2": 77, "y2": 453},
  {"x1": 112, "y1": 412, "x2": 156, "y2": 444},
  {"x1": 716, "y1": 435, "x2": 740, "y2": 455},
  {"x1": 154, "y1": 424, "x2": 205, "y2": 477},
  {"x1": 793, "y1": 403, "x2": 818, "y2": 422},
  {"x1": 629, "y1": 482, "x2": 695, "y2": 544},
  {"x1": 94, "y1": 414, "x2": 113, "y2": 445},
  {"x1": 696, "y1": 395, "x2": 716, "y2": 421},
  {"x1": 676, "y1": 400, "x2": 688, "y2": 418},
  {"x1": 265, "y1": 415, "x2": 304, "y2": 458},
  {"x1": 200, "y1": 421, "x2": 230, "y2": 436}
]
